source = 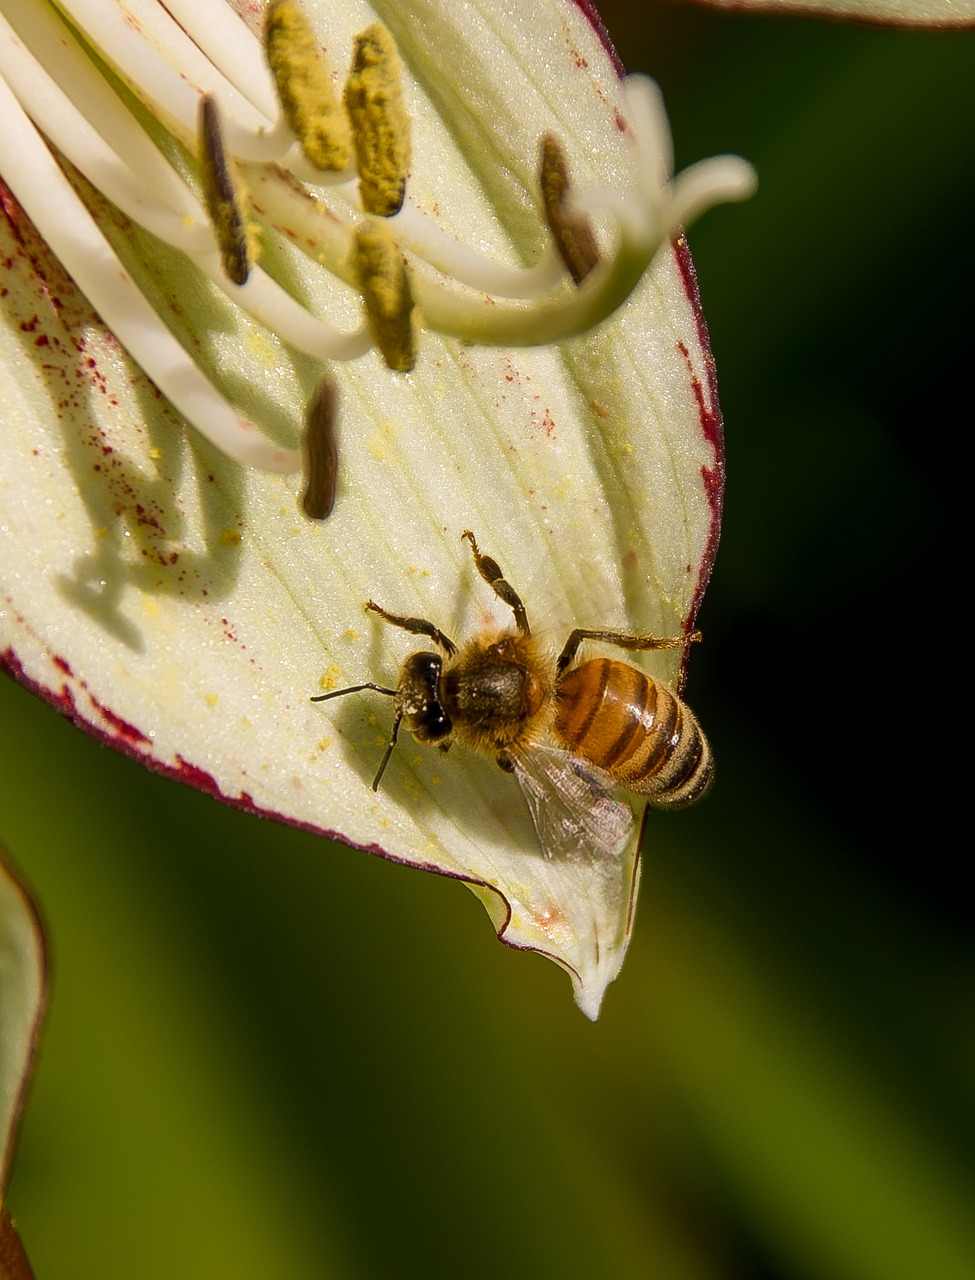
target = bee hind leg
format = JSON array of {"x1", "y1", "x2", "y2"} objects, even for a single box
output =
[
  {"x1": 461, "y1": 530, "x2": 530, "y2": 635},
  {"x1": 556, "y1": 627, "x2": 702, "y2": 676}
]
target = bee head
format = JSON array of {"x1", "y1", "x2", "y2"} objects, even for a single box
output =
[{"x1": 396, "y1": 651, "x2": 452, "y2": 744}]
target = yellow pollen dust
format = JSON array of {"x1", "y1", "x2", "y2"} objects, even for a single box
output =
[
  {"x1": 318, "y1": 664, "x2": 343, "y2": 692},
  {"x1": 265, "y1": 1, "x2": 352, "y2": 171}
]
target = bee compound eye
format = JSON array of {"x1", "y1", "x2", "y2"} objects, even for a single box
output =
[
  {"x1": 398, "y1": 651, "x2": 451, "y2": 742},
  {"x1": 403, "y1": 651, "x2": 443, "y2": 685},
  {"x1": 420, "y1": 704, "x2": 452, "y2": 741}
]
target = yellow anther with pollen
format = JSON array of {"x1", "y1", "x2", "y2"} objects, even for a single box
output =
[
  {"x1": 344, "y1": 24, "x2": 411, "y2": 217},
  {"x1": 265, "y1": 1, "x2": 351, "y2": 172},
  {"x1": 353, "y1": 225, "x2": 416, "y2": 372}
]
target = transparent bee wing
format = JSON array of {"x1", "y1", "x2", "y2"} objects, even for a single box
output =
[{"x1": 510, "y1": 745, "x2": 635, "y2": 863}]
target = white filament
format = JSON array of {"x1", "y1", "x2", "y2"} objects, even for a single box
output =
[{"x1": 0, "y1": 64, "x2": 298, "y2": 472}]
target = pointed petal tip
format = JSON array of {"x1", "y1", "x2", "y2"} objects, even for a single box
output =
[{"x1": 572, "y1": 976, "x2": 611, "y2": 1022}]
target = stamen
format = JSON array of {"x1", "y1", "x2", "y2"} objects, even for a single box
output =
[
  {"x1": 3, "y1": 0, "x2": 756, "y2": 474},
  {"x1": 0, "y1": 7, "x2": 371, "y2": 364},
  {"x1": 0, "y1": 65, "x2": 297, "y2": 472},
  {"x1": 198, "y1": 95, "x2": 254, "y2": 286},
  {"x1": 301, "y1": 377, "x2": 339, "y2": 520},
  {"x1": 2, "y1": 1, "x2": 201, "y2": 229},
  {"x1": 343, "y1": 24, "x2": 411, "y2": 218},
  {"x1": 53, "y1": 0, "x2": 276, "y2": 149},
  {"x1": 410, "y1": 76, "x2": 756, "y2": 349},
  {"x1": 154, "y1": 0, "x2": 280, "y2": 115},
  {"x1": 353, "y1": 224, "x2": 416, "y2": 373},
  {"x1": 540, "y1": 134, "x2": 600, "y2": 285},
  {"x1": 264, "y1": 1, "x2": 352, "y2": 172}
]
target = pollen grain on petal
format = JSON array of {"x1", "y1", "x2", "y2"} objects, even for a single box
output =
[{"x1": 344, "y1": 23, "x2": 411, "y2": 217}]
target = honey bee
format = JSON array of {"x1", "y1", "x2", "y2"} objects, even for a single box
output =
[{"x1": 313, "y1": 531, "x2": 713, "y2": 860}]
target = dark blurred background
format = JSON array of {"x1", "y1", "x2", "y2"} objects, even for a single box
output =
[{"x1": 2, "y1": 4, "x2": 973, "y2": 1278}]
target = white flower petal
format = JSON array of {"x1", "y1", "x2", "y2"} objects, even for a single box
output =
[{"x1": 0, "y1": 0, "x2": 735, "y2": 1015}]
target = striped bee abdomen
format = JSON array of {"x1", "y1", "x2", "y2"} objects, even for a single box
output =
[{"x1": 553, "y1": 658, "x2": 713, "y2": 808}]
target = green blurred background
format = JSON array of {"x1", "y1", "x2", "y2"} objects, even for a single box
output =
[{"x1": 2, "y1": 5, "x2": 973, "y2": 1277}]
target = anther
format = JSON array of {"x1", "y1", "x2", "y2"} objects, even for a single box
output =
[
  {"x1": 344, "y1": 24, "x2": 411, "y2": 217},
  {"x1": 540, "y1": 134, "x2": 600, "y2": 285},
  {"x1": 265, "y1": 1, "x2": 352, "y2": 172},
  {"x1": 198, "y1": 95, "x2": 254, "y2": 286},
  {"x1": 353, "y1": 225, "x2": 416, "y2": 372},
  {"x1": 300, "y1": 377, "x2": 339, "y2": 519}
]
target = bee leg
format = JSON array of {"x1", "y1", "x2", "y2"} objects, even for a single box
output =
[
  {"x1": 556, "y1": 627, "x2": 702, "y2": 676},
  {"x1": 366, "y1": 600, "x2": 457, "y2": 656},
  {"x1": 371, "y1": 711, "x2": 403, "y2": 792},
  {"x1": 496, "y1": 750, "x2": 516, "y2": 773},
  {"x1": 461, "y1": 530, "x2": 530, "y2": 635}
]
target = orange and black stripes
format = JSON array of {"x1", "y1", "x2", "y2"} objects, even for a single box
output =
[{"x1": 554, "y1": 658, "x2": 713, "y2": 807}]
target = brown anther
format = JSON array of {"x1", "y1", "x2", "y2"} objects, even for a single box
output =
[
  {"x1": 300, "y1": 377, "x2": 339, "y2": 519},
  {"x1": 540, "y1": 133, "x2": 600, "y2": 285},
  {"x1": 198, "y1": 95, "x2": 253, "y2": 286}
]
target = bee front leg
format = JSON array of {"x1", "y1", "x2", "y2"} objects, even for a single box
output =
[
  {"x1": 365, "y1": 600, "x2": 457, "y2": 656},
  {"x1": 556, "y1": 628, "x2": 702, "y2": 676},
  {"x1": 461, "y1": 530, "x2": 531, "y2": 635}
]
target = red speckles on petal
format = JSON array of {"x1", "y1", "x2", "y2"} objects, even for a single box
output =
[
  {"x1": 672, "y1": 235, "x2": 726, "y2": 623},
  {"x1": 1, "y1": 181, "x2": 249, "y2": 612},
  {"x1": 568, "y1": 0, "x2": 625, "y2": 76}
]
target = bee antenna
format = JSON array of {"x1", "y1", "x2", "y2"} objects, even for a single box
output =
[
  {"x1": 310, "y1": 682, "x2": 396, "y2": 703},
  {"x1": 371, "y1": 712, "x2": 402, "y2": 791},
  {"x1": 311, "y1": 682, "x2": 402, "y2": 791}
]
